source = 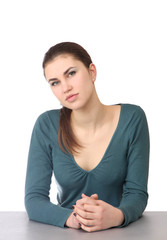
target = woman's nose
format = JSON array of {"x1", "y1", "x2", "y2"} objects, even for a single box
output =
[{"x1": 62, "y1": 81, "x2": 72, "y2": 93}]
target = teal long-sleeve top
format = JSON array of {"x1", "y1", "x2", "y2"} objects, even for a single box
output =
[{"x1": 25, "y1": 104, "x2": 150, "y2": 228}]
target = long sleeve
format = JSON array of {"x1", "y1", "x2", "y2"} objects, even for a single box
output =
[
  {"x1": 25, "y1": 113, "x2": 73, "y2": 228},
  {"x1": 118, "y1": 106, "x2": 150, "y2": 227}
]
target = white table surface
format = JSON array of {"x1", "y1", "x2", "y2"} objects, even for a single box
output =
[{"x1": 0, "y1": 211, "x2": 167, "y2": 240}]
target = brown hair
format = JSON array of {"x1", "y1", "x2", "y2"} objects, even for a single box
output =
[{"x1": 42, "y1": 42, "x2": 92, "y2": 154}]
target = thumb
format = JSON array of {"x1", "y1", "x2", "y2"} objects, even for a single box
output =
[
  {"x1": 90, "y1": 193, "x2": 98, "y2": 200},
  {"x1": 81, "y1": 193, "x2": 88, "y2": 198},
  {"x1": 81, "y1": 193, "x2": 98, "y2": 200}
]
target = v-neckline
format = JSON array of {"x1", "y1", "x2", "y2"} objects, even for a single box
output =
[{"x1": 70, "y1": 104, "x2": 123, "y2": 174}]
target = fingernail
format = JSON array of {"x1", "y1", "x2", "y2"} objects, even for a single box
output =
[{"x1": 73, "y1": 213, "x2": 77, "y2": 217}]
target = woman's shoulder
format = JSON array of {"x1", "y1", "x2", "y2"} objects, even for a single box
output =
[
  {"x1": 121, "y1": 103, "x2": 146, "y2": 116},
  {"x1": 120, "y1": 103, "x2": 147, "y2": 126},
  {"x1": 34, "y1": 109, "x2": 61, "y2": 130},
  {"x1": 37, "y1": 109, "x2": 60, "y2": 121}
]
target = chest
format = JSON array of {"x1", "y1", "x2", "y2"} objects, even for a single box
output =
[
  {"x1": 74, "y1": 140, "x2": 109, "y2": 172},
  {"x1": 73, "y1": 121, "x2": 119, "y2": 172},
  {"x1": 53, "y1": 133, "x2": 128, "y2": 190}
]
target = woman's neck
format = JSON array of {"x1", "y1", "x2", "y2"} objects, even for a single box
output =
[{"x1": 71, "y1": 93, "x2": 108, "y2": 132}]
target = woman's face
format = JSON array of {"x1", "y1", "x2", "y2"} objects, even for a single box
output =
[{"x1": 44, "y1": 54, "x2": 96, "y2": 110}]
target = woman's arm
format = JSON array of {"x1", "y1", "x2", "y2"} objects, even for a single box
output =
[
  {"x1": 25, "y1": 113, "x2": 73, "y2": 228},
  {"x1": 118, "y1": 106, "x2": 150, "y2": 226}
]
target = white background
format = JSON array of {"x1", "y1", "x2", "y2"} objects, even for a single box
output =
[{"x1": 0, "y1": 0, "x2": 166, "y2": 211}]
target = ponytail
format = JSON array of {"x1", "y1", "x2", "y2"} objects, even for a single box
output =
[{"x1": 58, "y1": 107, "x2": 82, "y2": 154}]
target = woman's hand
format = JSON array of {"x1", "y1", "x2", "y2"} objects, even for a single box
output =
[
  {"x1": 65, "y1": 194, "x2": 98, "y2": 229},
  {"x1": 73, "y1": 194, "x2": 124, "y2": 232},
  {"x1": 65, "y1": 212, "x2": 81, "y2": 229}
]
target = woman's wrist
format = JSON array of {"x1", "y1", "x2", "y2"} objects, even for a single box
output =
[
  {"x1": 65, "y1": 212, "x2": 73, "y2": 227},
  {"x1": 115, "y1": 208, "x2": 124, "y2": 226}
]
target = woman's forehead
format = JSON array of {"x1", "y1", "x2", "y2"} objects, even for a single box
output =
[
  {"x1": 44, "y1": 55, "x2": 82, "y2": 79},
  {"x1": 46, "y1": 54, "x2": 80, "y2": 67}
]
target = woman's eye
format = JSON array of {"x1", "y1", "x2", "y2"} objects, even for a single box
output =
[
  {"x1": 68, "y1": 71, "x2": 76, "y2": 77},
  {"x1": 51, "y1": 81, "x2": 60, "y2": 86}
]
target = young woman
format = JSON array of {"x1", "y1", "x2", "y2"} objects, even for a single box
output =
[{"x1": 25, "y1": 42, "x2": 150, "y2": 232}]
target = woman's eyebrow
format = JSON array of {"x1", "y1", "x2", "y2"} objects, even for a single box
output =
[
  {"x1": 64, "y1": 66, "x2": 76, "y2": 75},
  {"x1": 48, "y1": 66, "x2": 76, "y2": 82}
]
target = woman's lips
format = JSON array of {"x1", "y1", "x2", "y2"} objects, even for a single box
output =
[{"x1": 66, "y1": 93, "x2": 79, "y2": 102}]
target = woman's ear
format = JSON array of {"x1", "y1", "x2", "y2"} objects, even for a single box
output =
[{"x1": 89, "y1": 63, "x2": 97, "y2": 82}]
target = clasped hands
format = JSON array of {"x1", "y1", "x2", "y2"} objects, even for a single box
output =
[{"x1": 65, "y1": 193, "x2": 124, "y2": 232}]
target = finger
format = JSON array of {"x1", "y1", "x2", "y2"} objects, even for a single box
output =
[
  {"x1": 82, "y1": 204, "x2": 99, "y2": 213},
  {"x1": 90, "y1": 194, "x2": 98, "y2": 200},
  {"x1": 74, "y1": 206, "x2": 96, "y2": 218},
  {"x1": 81, "y1": 193, "x2": 98, "y2": 200},
  {"x1": 81, "y1": 224, "x2": 99, "y2": 233},
  {"x1": 81, "y1": 193, "x2": 88, "y2": 198},
  {"x1": 73, "y1": 214, "x2": 82, "y2": 228},
  {"x1": 75, "y1": 203, "x2": 98, "y2": 214},
  {"x1": 75, "y1": 213, "x2": 96, "y2": 227},
  {"x1": 76, "y1": 197, "x2": 98, "y2": 206}
]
